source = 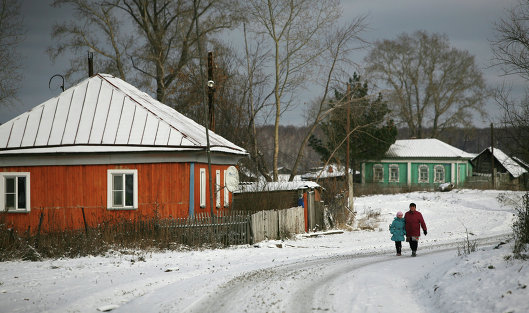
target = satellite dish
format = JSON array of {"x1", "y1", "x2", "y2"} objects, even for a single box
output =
[{"x1": 225, "y1": 166, "x2": 240, "y2": 192}]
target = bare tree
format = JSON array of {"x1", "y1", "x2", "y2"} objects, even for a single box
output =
[
  {"x1": 49, "y1": 0, "x2": 239, "y2": 105},
  {"x1": 116, "y1": 0, "x2": 238, "y2": 104},
  {"x1": 242, "y1": 22, "x2": 273, "y2": 181},
  {"x1": 492, "y1": 1, "x2": 529, "y2": 80},
  {"x1": 49, "y1": 0, "x2": 132, "y2": 81},
  {"x1": 366, "y1": 31, "x2": 488, "y2": 138},
  {"x1": 491, "y1": 1, "x2": 529, "y2": 162},
  {"x1": 0, "y1": 0, "x2": 24, "y2": 104},
  {"x1": 289, "y1": 20, "x2": 367, "y2": 181},
  {"x1": 243, "y1": 0, "x2": 342, "y2": 181}
]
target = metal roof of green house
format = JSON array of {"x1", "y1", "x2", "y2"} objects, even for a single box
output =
[{"x1": 385, "y1": 139, "x2": 475, "y2": 159}]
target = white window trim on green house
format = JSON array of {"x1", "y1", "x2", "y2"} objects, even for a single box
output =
[
  {"x1": 373, "y1": 164, "x2": 384, "y2": 182},
  {"x1": 0, "y1": 172, "x2": 30, "y2": 213},
  {"x1": 434, "y1": 165, "x2": 445, "y2": 182},
  {"x1": 362, "y1": 160, "x2": 471, "y2": 186},
  {"x1": 418, "y1": 165, "x2": 429, "y2": 183},
  {"x1": 389, "y1": 164, "x2": 399, "y2": 182}
]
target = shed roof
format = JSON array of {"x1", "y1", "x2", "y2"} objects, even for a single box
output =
[
  {"x1": 385, "y1": 139, "x2": 474, "y2": 159},
  {"x1": 0, "y1": 74, "x2": 246, "y2": 156},
  {"x1": 301, "y1": 164, "x2": 358, "y2": 180},
  {"x1": 474, "y1": 147, "x2": 528, "y2": 178},
  {"x1": 235, "y1": 181, "x2": 321, "y2": 193}
]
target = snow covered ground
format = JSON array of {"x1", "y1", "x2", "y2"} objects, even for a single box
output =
[{"x1": 0, "y1": 189, "x2": 528, "y2": 313}]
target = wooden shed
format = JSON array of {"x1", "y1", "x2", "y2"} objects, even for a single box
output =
[
  {"x1": 0, "y1": 74, "x2": 246, "y2": 234},
  {"x1": 470, "y1": 147, "x2": 528, "y2": 189},
  {"x1": 232, "y1": 181, "x2": 323, "y2": 232}
]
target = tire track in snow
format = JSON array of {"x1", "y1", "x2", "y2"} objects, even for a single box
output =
[{"x1": 182, "y1": 234, "x2": 511, "y2": 313}]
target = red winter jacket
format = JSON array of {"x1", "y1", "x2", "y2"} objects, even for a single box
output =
[{"x1": 404, "y1": 210, "x2": 427, "y2": 237}]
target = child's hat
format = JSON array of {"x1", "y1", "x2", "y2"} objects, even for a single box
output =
[{"x1": 396, "y1": 211, "x2": 403, "y2": 217}]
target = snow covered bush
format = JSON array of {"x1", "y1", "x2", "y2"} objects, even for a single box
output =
[{"x1": 513, "y1": 192, "x2": 529, "y2": 258}]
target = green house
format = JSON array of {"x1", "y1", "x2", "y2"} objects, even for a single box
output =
[{"x1": 361, "y1": 139, "x2": 474, "y2": 187}]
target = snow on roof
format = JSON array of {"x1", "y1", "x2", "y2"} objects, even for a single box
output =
[
  {"x1": 0, "y1": 74, "x2": 246, "y2": 155},
  {"x1": 385, "y1": 139, "x2": 474, "y2": 159},
  {"x1": 476, "y1": 147, "x2": 528, "y2": 178},
  {"x1": 235, "y1": 181, "x2": 321, "y2": 193},
  {"x1": 301, "y1": 164, "x2": 357, "y2": 180},
  {"x1": 513, "y1": 156, "x2": 529, "y2": 170}
]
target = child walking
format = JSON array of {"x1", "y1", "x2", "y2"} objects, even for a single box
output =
[{"x1": 389, "y1": 211, "x2": 406, "y2": 256}]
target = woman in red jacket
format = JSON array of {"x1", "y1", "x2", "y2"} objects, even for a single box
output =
[{"x1": 404, "y1": 203, "x2": 427, "y2": 257}]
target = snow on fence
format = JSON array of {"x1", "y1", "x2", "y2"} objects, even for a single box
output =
[{"x1": 251, "y1": 206, "x2": 304, "y2": 243}]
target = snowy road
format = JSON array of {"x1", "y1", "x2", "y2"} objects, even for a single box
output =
[{"x1": 182, "y1": 236, "x2": 507, "y2": 313}]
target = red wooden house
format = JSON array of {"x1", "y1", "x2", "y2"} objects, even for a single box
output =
[{"x1": 0, "y1": 74, "x2": 246, "y2": 234}]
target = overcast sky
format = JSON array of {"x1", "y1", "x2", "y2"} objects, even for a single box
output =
[{"x1": 1, "y1": 0, "x2": 524, "y2": 128}]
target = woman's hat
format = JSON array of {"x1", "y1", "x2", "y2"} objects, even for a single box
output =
[{"x1": 396, "y1": 211, "x2": 403, "y2": 217}]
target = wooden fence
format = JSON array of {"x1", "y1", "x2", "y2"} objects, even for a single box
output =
[
  {"x1": 251, "y1": 206, "x2": 304, "y2": 242},
  {"x1": 160, "y1": 211, "x2": 252, "y2": 246},
  {"x1": 3, "y1": 207, "x2": 306, "y2": 249}
]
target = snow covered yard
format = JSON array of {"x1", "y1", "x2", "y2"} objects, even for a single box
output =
[{"x1": 0, "y1": 189, "x2": 527, "y2": 312}]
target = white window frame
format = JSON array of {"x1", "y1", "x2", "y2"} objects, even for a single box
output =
[
  {"x1": 373, "y1": 164, "x2": 384, "y2": 182},
  {"x1": 200, "y1": 168, "x2": 206, "y2": 208},
  {"x1": 389, "y1": 164, "x2": 399, "y2": 182},
  {"x1": 216, "y1": 170, "x2": 221, "y2": 209},
  {"x1": 418, "y1": 165, "x2": 429, "y2": 183},
  {"x1": 434, "y1": 165, "x2": 445, "y2": 183},
  {"x1": 107, "y1": 169, "x2": 138, "y2": 210},
  {"x1": 223, "y1": 170, "x2": 229, "y2": 208},
  {"x1": 0, "y1": 172, "x2": 30, "y2": 213}
]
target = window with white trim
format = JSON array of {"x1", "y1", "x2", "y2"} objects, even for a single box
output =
[
  {"x1": 200, "y1": 168, "x2": 206, "y2": 208},
  {"x1": 223, "y1": 170, "x2": 229, "y2": 208},
  {"x1": 434, "y1": 165, "x2": 445, "y2": 182},
  {"x1": 418, "y1": 165, "x2": 429, "y2": 183},
  {"x1": 107, "y1": 169, "x2": 138, "y2": 209},
  {"x1": 373, "y1": 164, "x2": 384, "y2": 182},
  {"x1": 1, "y1": 172, "x2": 30, "y2": 212},
  {"x1": 389, "y1": 165, "x2": 399, "y2": 182},
  {"x1": 216, "y1": 170, "x2": 221, "y2": 209}
]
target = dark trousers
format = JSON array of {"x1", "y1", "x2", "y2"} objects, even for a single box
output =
[
  {"x1": 395, "y1": 241, "x2": 402, "y2": 254},
  {"x1": 409, "y1": 239, "x2": 418, "y2": 252}
]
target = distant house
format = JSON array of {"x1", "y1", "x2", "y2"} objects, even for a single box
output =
[
  {"x1": 361, "y1": 139, "x2": 474, "y2": 187},
  {"x1": 0, "y1": 74, "x2": 246, "y2": 234},
  {"x1": 232, "y1": 181, "x2": 322, "y2": 232},
  {"x1": 470, "y1": 147, "x2": 528, "y2": 189},
  {"x1": 269, "y1": 167, "x2": 302, "y2": 182}
]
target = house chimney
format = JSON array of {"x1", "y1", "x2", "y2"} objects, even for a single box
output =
[{"x1": 88, "y1": 51, "x2": 94, "y2": 77}]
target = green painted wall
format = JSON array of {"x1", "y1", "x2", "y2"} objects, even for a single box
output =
[{"x1": 364, "y1": 160, "x2": 470, "y2": 186}]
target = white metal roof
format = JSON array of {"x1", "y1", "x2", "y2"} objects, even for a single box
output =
[
  {"x1": 0, "y1": 74, "x2": 246, "y2": 155},
  {"x1": 235, "y1": 181, "x2": 321, "y2": 193},
  {"x1": 476, "y1": 147, "x2": 528, "y2": 178},
  {"x1": 301, "y1": 164, "x2": 358, "y2": 180},
  {"x1": 385, "y1": 139, "x2": 474, "y2": 159}
]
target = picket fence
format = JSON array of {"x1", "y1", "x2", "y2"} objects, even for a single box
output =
[
  {"x1": 165, "y1": 206, "x2": 305, "y2": 245},
  {"x1": 20, "y1": 206, "x2": 306, "y2": 247}
]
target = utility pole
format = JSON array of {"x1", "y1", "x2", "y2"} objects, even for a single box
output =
[
  {"x1": 207, "y1": 51, "x2": 216, "y2": 132},
  {"x1": 491, "y1": 123, "x2": 495, "y2": 189},
  {"x1": 345, "y1": 83, "x2": 350, "y2": 190},
  {"x1": 88, "y1": 51, "x2": 94, "y2": 77},
  {"x1": 193, "y1": 0, "x2": 214, "y2": 216},
  {"x1": 345, "y1": 83, "x2": 354, "y2": 219}
]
